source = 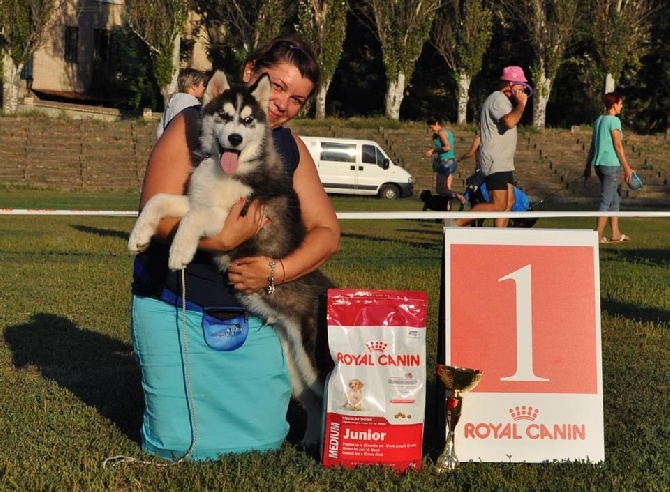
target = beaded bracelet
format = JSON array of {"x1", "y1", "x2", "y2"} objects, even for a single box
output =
[{"x1": 267, "y1": 259, "x2": 277, "y2": 295}]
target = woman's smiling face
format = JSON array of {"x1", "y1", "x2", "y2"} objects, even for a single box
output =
[{"x1": 244, "y1": 62, "x2": 314, "y2": 129}]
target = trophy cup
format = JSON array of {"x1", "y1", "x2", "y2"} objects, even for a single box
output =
[{"x1": 435, "y1": 364, "x2": 482, "y2": 472}]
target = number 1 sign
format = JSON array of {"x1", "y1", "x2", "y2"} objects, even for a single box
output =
[{"x1": 440, "y1": 227, "x2": 605, "y2": 463}]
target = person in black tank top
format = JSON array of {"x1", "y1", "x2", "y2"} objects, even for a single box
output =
[{"x1": 130, "y1": 35, "x2": 340, "y2": 460}]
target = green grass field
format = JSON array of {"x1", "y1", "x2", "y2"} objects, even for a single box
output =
[{"x1": 0, "y1": 190, "x2": 668, "y2": 491}]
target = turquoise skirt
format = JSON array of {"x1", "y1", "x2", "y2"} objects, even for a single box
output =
[{"x1": 131, "y1": 295, "x2": 291, "y2": 460}]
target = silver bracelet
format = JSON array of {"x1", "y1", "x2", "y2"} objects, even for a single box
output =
[{"x1": 266, "y1": 259, "x2": 277, "y2": 295}]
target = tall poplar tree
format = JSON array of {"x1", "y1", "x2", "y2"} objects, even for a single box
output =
[
  {"x1": 0, "y1": 0, "x2": 58, "y2": 113},
  {"x1": 590, "y1": 0, "x2": 655, "y2": 94},
  {"x1": 296, "y1": 0, "x2": 348, "y2": 119},
  {"x1": 431, "y1": 0, "x2": 492, "y2": 124},
  {"x1": 499, "y1": 0, "x2": 579, "y2": 129},
  {"x1": 354, "y1": 0, "x2": 441, "y2": 120},
  {"x1": 124, "y1": 0, "x2": 189, "y2": 105},
  {"x1": 193, "y1": 0, "x2": 295, "y2": 72}
]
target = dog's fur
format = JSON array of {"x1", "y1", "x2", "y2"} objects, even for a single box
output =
[
  {"x1": 128, "y1": 71, "x2": 335, "y2": 445},
  {"x1": 420, "y1": 190, "x2": 465, "y2": 223},
  {"x1": 342, "y1": 378, "x2": 364, "y2": 411}
]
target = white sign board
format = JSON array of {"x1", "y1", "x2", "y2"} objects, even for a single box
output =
[{"x1": 441, "y1": 227, "x2": 605, "y2": 463}]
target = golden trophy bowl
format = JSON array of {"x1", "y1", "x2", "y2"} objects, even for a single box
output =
[{"x1": 435, "y1": 364, "x2": 482, "y2": 472}]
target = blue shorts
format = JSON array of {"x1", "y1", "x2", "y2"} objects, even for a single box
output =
[
  {"x1": 595, "y1": 165, "x2": 621, "y2": 212},
  {"x1": 437, "y1": 158, "x2": 458, "y2": 176},
  {"x1": 131, "y1": 295, "x2": 291, "y2": 460}
]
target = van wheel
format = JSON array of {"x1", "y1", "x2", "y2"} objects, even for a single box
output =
[{"x1": 379, "y1": 184, "x2": 400, "y2": 200}]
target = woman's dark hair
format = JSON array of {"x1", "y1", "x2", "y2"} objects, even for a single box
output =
[
  {"x1": 426, "y1": 117, "x2": 442, "y2": 126},
  {"x1": 604, "y1": 91, "x2": 623, "y2": 110},
  {"x1": 245, "y1": 35, "x2": 321, "y2": 97}
]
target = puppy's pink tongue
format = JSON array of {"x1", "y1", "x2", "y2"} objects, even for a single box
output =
[{"x1": 220, "y1": 151, "x2": 240, "y2": 174}]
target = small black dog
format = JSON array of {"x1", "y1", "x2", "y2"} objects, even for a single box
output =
[{"x1": 420, "y1": 189, "x2": 465, "y2": 212}]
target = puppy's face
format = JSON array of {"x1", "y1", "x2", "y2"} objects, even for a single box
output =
[
  {"x1": 200, "y1": 71, "x2": 271, "y2": 175},
  {"x1": 348, "y1": 379, "x2": 364, "y2": 392}
]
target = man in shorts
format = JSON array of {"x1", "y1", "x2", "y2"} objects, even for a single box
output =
[{"x1": 455, "y1": 66, "x2": 531, "y2": 227}]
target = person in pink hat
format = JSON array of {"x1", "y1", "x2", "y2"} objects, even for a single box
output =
[{"x1": 454, "y1": 65, "x2": 531, "y2": 227}]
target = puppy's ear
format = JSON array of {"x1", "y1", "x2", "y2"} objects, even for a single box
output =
[
  {"x1": 250, "y1": 73, "x2": 271, "y2": 113},
  {"x1": 203, "y1": 70, "x2": 229, "y2": 105}
]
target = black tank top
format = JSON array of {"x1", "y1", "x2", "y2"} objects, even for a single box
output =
[{"x1": 132, "y1": 123, "x2": 299, "y2": 308}]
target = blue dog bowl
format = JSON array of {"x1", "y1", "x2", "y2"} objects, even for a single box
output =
[{"x1": 628, "y1": 172, "x2": 643, "y2": 190}]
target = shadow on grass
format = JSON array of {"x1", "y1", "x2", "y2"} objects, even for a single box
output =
[
  {"x1": 601, "y1": 299, "x2": 670, "y2": 329},
  {"x1": 610, "y1": 247, "x2": 670, "y2": 268},
  {"x1": 72, "y1": 224, "x2": 129, "y2": 241},
  {"x1": 342, "y1": 231, "x2": 443, "y2": 252},
  {"x1": 4, "y1": 312, "x2": 143, "y2": 442}
]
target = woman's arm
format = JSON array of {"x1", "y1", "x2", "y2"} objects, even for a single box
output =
[
  {"x1": 611, "y1": 129, "x2": 634, "y2": 182},
  {"x1": 459, "y1": 134, "x2": 480, "y2": 162},
  {"x1": 438, "y1": 129, "x2": 451, "y2": 152},
  {"x1": 227, "y1": 136, "x2": 341, "y2": 293},
  {"x1": 139, "y1": 110, "x2": 266, "y2": 251}
]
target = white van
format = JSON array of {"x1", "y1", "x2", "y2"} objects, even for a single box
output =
[{"x1": 299, "y1": 136, "x2": 414, "y2": 199}]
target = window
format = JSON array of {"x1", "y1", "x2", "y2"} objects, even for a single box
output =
[
  {"x1": 362, "y1": 144, "x2": 386, "y2": 166},
  {"x1": 320, "y1": 142, "x2": 356, "y2": 163},
  {"x1": 93, "y1": 29, "x2": 110, "y2": 61},
  {"x1": 64, "y1": 27, "x2": 78, "y2": 62}
]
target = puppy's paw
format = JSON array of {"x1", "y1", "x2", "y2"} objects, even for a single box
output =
[
  {"x1": 128, "y1": 225, "x2": 153, "y2": 254},
  {"x1": 168, "y1": 241, "x2": 197, "y2": 271}
]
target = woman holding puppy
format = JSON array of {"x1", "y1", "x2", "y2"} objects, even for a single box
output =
[{"x1": 131, "y1": 36, "x2": 340, "y2": 460}]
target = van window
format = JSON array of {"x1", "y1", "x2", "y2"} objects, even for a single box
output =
[
  {"x1": 362, "y1": 144, "x2": 385, "y2": 166},
  {"x1": 321, "y1": 142, "x2": 356, "y2": 163}
]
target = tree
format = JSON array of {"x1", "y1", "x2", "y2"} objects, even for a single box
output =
[
  {"x1": 627, "y1": 0, "x2": 670, "y2": 133},
  {"x1": 430, "y1": 0, "x2": 493, "y2": 124},
  {"x1": 0, "y1": 0, "x2": 59, "y2": 113},
  {"x1": 499, "y1": 0, "x2": 579, "y2": 129},
  {"x1": 354, "y1": 0, "x2": 441, "y2": 120},
  {"x1": 193, "y1": 0, "x2": 296, "y2": 74},
  {"x1": 590, "y1": 0, "x2": 655, "y2": 94},
  {"x1": 124, "y1": 0, "x2": 189, "y2": 106},
  {"x1": 296, "y1": 0, "x2": 348, "y2": 118}
]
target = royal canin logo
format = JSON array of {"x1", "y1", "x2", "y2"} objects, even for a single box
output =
[
  {"x1": 366, "y1": 341, "x2": 387, "y2": 352},
  {"x1": 337, "y1": 340, "x2": 420, "y2": 367},
  {"x1": 463, "y1": 406, "x2": 586, "y2": 441},
  {"x1": 509, "y1": 405, "x2": 539, "y2": 421}
]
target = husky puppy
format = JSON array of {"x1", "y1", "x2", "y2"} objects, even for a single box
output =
[{"x1": 128, "y1": 71, "x2": 335, "y2": 445}]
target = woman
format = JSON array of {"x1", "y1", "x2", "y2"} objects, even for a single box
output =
[
  {"x1": 584, "y1": 91, "x2": 635, "y2": 243},
  {"x1": 131, "y1": 35, "x2": 340, "y2": 460},
  {"x1": 425, "y1": 117, "x2": 464, "y2": 209}
]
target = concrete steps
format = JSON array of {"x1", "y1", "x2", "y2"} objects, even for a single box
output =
[{"x1": 0, "y1": 115, "x2": 667, "y2": 204}]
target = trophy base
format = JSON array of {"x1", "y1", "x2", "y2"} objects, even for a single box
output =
[
  {"x1": 434, "y1": 431, "x2": 458, "y2": 473},
  {"x1": 435, "y1": 453, "x2": 458, "y2": 473}
]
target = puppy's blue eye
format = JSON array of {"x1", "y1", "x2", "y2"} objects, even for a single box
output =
[
  {"x1": 243, "y1": 116, "x2": 254, "y2": 125},
  {"x1": 220, "y1": 112, "x2": 233, "y2": 122}
]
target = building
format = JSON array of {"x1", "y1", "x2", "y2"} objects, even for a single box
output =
[{"x1": 26, "y1": 0, "x2": 209, "y2": 104}]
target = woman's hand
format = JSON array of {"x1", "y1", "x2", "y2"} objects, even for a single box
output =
[
  {"x1": 215, "y1": 198, "x2": 269, "y2": 251},
  {"x1": 623, "y1": 167, "x2": 635, "y2": 184},
  {"x1": 227, "y1": 256, "x2": 275, "y2": 294},
  {"x1": 425, "y1": 149, "x2": 434, "y2": 158}
]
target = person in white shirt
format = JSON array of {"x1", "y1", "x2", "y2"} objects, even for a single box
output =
[{"x1": 156, "y1": 68, "x2": 206, "y2": 138}]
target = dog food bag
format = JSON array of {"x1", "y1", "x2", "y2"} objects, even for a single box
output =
[{"x1": 322, "y1": 289, "x2": 427, "y2": 472}]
